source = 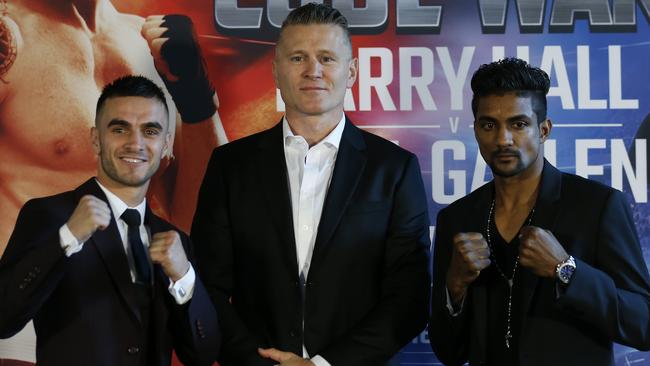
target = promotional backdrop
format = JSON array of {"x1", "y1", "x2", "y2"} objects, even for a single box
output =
[{"x1": 0, "y1": 0, "x2": 648, "y2": 365}]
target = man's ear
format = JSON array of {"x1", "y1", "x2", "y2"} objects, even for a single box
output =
[
  {"x1": 347, "y1": 57, "x2": 358, "y2": 88},
  {"x1": 163, "y1": 132, "x2": 171, "y2": 156},
  {"x1": 91, "y1": 127, "x2": 100, "y2": 155},
  {"x1": 539, "y1": 119, "x2": 552, "y2": 143},
  {"x1": 272, "y1": 59, "x2": 279, "y2": 88}
]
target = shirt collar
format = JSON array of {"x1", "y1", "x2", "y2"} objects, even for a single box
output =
[
  {"x1": 282, "y1": 113, "x2": 346, "y2": 150},
  {"x1": 95, "y1": 178, "x2": 147, "y2": 224}
]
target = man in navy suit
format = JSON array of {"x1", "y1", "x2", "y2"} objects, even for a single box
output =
[
  {"x1": 191, "y1": 3, "x2": 430, "y2": 366},
  {"x1": 0, "y1": 75, "x2": 219, "y2": 365},
  {"x1": 429, "y1": 58, "x2": 650, "y2": 365}
]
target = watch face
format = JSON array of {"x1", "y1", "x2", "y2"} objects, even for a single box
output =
[{"x1": 560, "y1": 264, "x2": 575, "y2": 283}]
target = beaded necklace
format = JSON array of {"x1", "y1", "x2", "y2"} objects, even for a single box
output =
[{"x1": 485, "y1": 198, "x2": 535, "y2": 349}]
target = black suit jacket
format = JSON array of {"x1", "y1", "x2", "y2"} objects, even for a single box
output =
[
  {"x1": 191, "y1": 119, "x2": 430, "y2": 366},
  {"x1": 429, "y1": 160, "x2": 650, "y2": 365},
  {"x1": 0, "y1": 179, "x2": 220, "y2": 366}
]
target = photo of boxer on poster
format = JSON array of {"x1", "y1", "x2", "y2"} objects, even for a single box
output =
[{"x1": 0, "y1": 1, "x2": 226, "y2": 364}]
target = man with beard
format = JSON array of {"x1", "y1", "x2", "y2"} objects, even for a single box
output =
[
  {"x1": 0, "y1": 76, "x2": 219, "y2": 366},
  {"x1": 429, "y1": 58, "x2": 650, "y2": 365}
]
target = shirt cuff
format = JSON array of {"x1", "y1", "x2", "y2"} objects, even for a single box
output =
[
  {"x1": 445, "y1": 286, "x2": 465, "y2": 316},
  {"x1": 167, "y1": 264, "x2": 196, "y2": 305},
  {"x1": 59, "y1": 224, "x2": 84, "y2": 257},
  {"x1": 311, "y1": 355, "x2": 331, "y2": 366}
]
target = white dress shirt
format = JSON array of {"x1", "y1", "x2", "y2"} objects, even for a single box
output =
[
  {"x1": 283, "y1": 114, "x2": 345, "y2": 366},
  {"x1": 59, "y1": 179, "x2": 195, "y2": 304}
]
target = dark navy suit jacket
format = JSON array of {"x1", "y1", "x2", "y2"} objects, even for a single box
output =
[
  {"x1": 430, "y1": 160, "x2": 650, "y2": 365},
  {"x1": 192, "y1": 119, "x2": 431, "y2": 366},
  {"x1": 0, "y1": 178, "x2": 220, "y2": 366}
]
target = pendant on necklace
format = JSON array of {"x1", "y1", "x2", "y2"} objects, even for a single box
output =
[{"x1": 486, "y1": 199, "x2": 536, "y2": 351}]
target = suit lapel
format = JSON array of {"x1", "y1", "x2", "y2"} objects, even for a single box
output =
[
  {"x1": 145, "y1": 206, "x2": 172, "y2": 289},
  {"x1": 518, "y1": 160, "x2": 563, "y2": 336},
  {"x1": 310, "y1": 120, "x2": 367, "y2": 276},
  {"x1": 256, "y1": 122, "x2": 300, "y2": 277},
  {"x1": 76, "y1": 179, "x2": 142, "y2": 324},
  {"x1": 465, "y1": 182, "x2": 494, "y2": 362},
  {"x1": 145, "y1": 207, "x2": 172, "y2": 345}
]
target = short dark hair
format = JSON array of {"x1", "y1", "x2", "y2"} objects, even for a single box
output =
[
  {"x1": 95, "y1": 75, "x2": 168, "y2": 125},
  {"x1": 278, "y1": 2, "x2": 351, "y2": 53},
  {"x1": 470, "y1": 58, "x2": 550, "y2": 124}
]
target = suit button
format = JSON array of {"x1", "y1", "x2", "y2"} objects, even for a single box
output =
[
  {"x1": 289, "y1": 330, "x2": 296, "y2": 337},
  {"x1": 127, "y1": 346, "x2": 140, "y2": 354},
  {"x1": 18, "y1": 283, "x2": 25, "y2": 290}
]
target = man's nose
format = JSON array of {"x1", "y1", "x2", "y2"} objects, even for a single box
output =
[
  {"x1": 125, "y1": 131, "x2": 145, "y2": 150},
  {"x1": 496, "y1": 126, "x2": 513, "y2": 146},
  {"x1": 304, "y1": 57, "x2": 323, "y2": 79}
]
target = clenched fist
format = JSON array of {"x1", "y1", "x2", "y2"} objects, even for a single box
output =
[
  {"x1": 149, "y1": 230, "x2": 190, "y2": 282},
  {"x1": 141, "y1": 14, "x2": 217, "y2": 123},
  {"x1": 518, "y1": 226, "x2": 568, "y2": 278},
  {"x1": 66, "y1": 195, "x2": 111, "y2": 243},
  {"x1": 446, "y1": 232, "x2": 491, "y2": 305}
]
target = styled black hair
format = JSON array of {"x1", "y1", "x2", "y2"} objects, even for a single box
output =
[
  {"x1": 278, "y1": 2, "x2": 351, "y2": 53},
  {"x1": 471, "y1": 58, "x2": 550, "y2": 124},
  {"x1": 95, "y1": 75, "x2": 168, "y2": 125}
]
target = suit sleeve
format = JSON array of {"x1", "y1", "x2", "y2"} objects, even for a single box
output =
[
  {"x1": 167, "y1": 233, "x2": 222, "y2": 366},
  {"x1": 0, "y1": 199, "x2": 68, "y2": 338},
  {"x1": 191, "y1": 149, "x2": 275, "y2": 366},
  {"x1": 556, "y1": 189, "x2": 650, "y2": 350},
  {"x1": 317, "y1": 154, "x2": 431, "y2": 365},
  {"x1": 428, "y1": 207, "x2": 471, "y2": 366}
]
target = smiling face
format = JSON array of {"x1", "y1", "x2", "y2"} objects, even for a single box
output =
[
  {"x1": 92, "y1": 96, "x2": 169, "y2": 190},
  {"x1": 272, "y1": 24, "x2": 357, "y2": 122},
  {"x1": 474, "y1": 92, "x2": 551, "y2": 179}
]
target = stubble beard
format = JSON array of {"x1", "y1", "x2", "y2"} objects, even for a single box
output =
[{"x1": 489, "y1": 150, "x2": 540, "y2": 178}]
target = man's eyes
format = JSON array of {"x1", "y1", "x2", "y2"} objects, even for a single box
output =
[{"x1": 144, "y1": 129, "x2": 161, "y2": 136}]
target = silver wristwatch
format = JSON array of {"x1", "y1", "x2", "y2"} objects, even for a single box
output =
[{"x1": 556, "y1": 255, "x2": 576, "y2": 285}]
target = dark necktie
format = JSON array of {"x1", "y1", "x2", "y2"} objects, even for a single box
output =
[{"x1": 121, "y1": 209, "x2": 151, "y2": 284}]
